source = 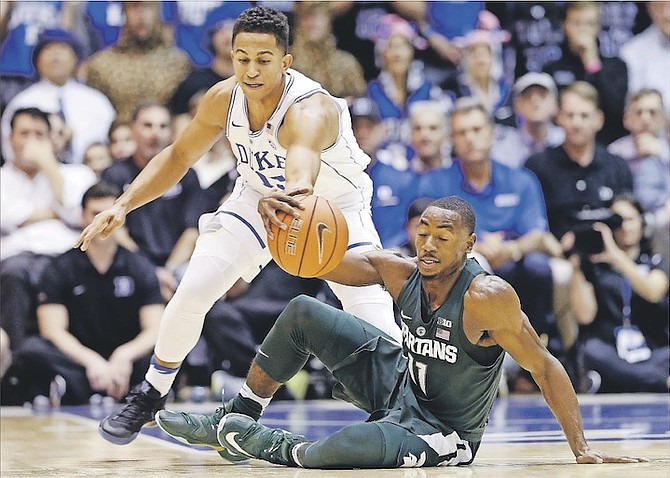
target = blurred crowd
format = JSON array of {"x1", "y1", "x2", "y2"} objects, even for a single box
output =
[{"x1": 0, "y1": 1, "x2": 668, "y2": 405}]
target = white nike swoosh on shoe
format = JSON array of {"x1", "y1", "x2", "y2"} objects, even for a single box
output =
[
  {"x1": 224, "y1": 432, "x2": 253, "y2": 457},
  {"x1": 257, "y1": 349, "x2": 269, "y2": 358}
]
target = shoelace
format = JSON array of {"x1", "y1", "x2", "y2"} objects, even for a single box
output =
[
  {"x1": 211, "y1": 406, "x2": 227, "y2": 423},
  {"x1": 260, "y1": 428, "x2": 306, "y2": 459},
  {"x1": 113, "y1": 392, "x2": 154, "y2": 425},
  {"x1": 180, "y1": 407, "x2": 225, "y2": 427}
]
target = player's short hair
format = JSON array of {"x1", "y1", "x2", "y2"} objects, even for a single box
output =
[
  {"x1": 428, "y1": 196, "x2": 476, "y2": 235},
  {"x1": 81, "y1": 181, "x2": 121, "y2": 208},
  {"x1": 10, "y1": 107, "x2": 51, "y2": 132},
  {"x1": 233, "y1": 6, "x2": 289, "y2": 53}
]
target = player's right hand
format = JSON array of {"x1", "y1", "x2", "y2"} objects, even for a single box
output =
[
  {"x1": 74, "y1": 203, "x2": 128, "y2": 251},
  {"x1": 258, "y1": 187, "x2": 308, "y2": 239}
]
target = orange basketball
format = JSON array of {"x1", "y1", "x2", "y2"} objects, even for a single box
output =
[{"x1": 268, "y1": 195, "x2": 349, "y2": 278}]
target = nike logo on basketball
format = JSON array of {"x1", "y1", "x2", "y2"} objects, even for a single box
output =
[
  {"x1": 225, "y1": 432, "x2": 252, "y2": 457},
  {"x1": 315, "y1": 222, "x2": 331, "y2": 264}
]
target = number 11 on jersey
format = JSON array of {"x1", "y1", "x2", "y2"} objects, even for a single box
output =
[{"x1": 407, "y1": 354, "x2": 428, "y2": 395}]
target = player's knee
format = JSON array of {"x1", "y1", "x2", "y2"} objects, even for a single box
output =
[{"x1": 281, "y1": 295, "x2": 323, "y2": 328}]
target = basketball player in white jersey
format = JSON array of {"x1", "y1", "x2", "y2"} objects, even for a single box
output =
[{"x1": 75, "y1": 6, "x2": 400, "y2": 446}]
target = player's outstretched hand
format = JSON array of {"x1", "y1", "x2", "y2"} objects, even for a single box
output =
[
  {"x1": 73, "y1": 203, "x2": 128, "y2": 251},
  {"x1": 575, "y1": 449, "x2": 648, "y2": 464},
  {"x1": 258, "y1": 187, "x2": 309, "y2": 239}
]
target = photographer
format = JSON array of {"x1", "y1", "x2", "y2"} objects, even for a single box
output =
[{"x1": 568, "y1": 194, "x2": 669, "y2": 393}]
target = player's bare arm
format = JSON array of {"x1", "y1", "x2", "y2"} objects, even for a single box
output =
[
  {"x1": 465, "y1": 275, "x2": 647, "y2": 464},
  {"x1": 321, "y1": 249, "x2": 416, "y2": 300},
  {"x1": 74, "y1": 79, "x2": 235, "y2": 251},
  {"x1": 259, "y1": 93, "x2": 340, "y2": 237}
]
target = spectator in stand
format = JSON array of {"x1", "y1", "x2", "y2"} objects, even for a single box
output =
[
  {"x1": 525, "y1": 82, "x2": 634, "y2": 359},
  {"x1": 168, "y1": 19, "x2": 235, "y2": 119},
  {"x1": 609, "y1": 89, "x2": 670, "y2": 274},
  {"x1": 569, "y1": 194, "x2": 669, "y2": 393},
  {"x1": 619, "y1": 2, "x2": 670, "y2": 118},
  {"x1": 90, "y1": 1, "x2": 204, "y2": 50},
  {"x1": 441, "y1": 10, "x2": 512, "y2": 124},
  {"x1": 162, "y1": 2, "x2": 249, "y2": 69},
  {"x1": 491, "y1": 72, "x2": 565, "y2": 169},
  {"x1": 349, "y1": 97, "x2": 386, "y2": 159},
  {"x1": 107, "y1": 121, "x2": 137, "y2": 162},
  {"x1": 488, "y1": 3, "x2": 567, "y2": 81},
  {"x1": 0, "y1": 182, "x2": 164, "y2": 406},
  {"x1": 46, "y1": 113, "x2": 73, "y2": 164},
  {"x1": 82, "y1": 1, "x2": 191, "y2": 122},
  {"x1": 101, "y1": 101, "x2": 208, "y2": 302},
  {"x1": 636, "y1": 154, "x2": 670, "y2": 275},
  {"x1": 289, "y1": 2, "x2": 367, "y2": 102},
  {"x1": 419, "y1": 97, "x2": 566, "y2": 360},
  {"x1": 608, "y1": 89, "x2": 669, "y2": 175},
  {"x1": 371, "y1": 100, "x2": 450, "y2": 248},
  {"x1": 83, "y1": 142, "x2": 114, "y2": 180},
  {"x1": 542, "y1": 2, "x2": 628, "y2": 145},
  {"x1": 330, "y1": 2, "x2": 425, "y2": 82},
  {"x1": 490, "y1": 2, "x2": 646, "y2": 81},
  {"x1": 0, "y1": 107, "x2": 96, "y2": 353},
  {"x1": 395, "y1": 197, "x2": 433, "y2": 258},
  {"x1": 368, "y1": 13, "x2": 446, "y2": 146},
  {"x1": 526, "y1": 81, "x2": 633, "y2": 242},
  {"x1": 1, "y1": 29, "x2": 116, "y2": 165},
  {"x1": 413, "y1": 1, "x2": 483, "y2": 86},
  {"x1": 0, "y1": 1, "x2": 96, "y2": 112}
]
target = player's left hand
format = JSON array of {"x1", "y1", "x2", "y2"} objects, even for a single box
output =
[
  {"x1": 576, "y1": 449, "x2": 648, "y2": 464},
  {"x1": 258, "y1": 187, "x2": 309, "y2": 239}
]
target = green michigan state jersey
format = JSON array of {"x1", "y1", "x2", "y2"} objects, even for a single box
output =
[{"x1": 396, "y1": 258, "x2": 504, "y2": 442}]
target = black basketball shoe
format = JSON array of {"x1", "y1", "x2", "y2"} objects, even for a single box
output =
[{"x1": 99, "y1": 380, "x2": 167, "y2": 445}]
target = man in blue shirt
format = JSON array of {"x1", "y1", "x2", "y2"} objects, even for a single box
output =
[
  {"x1": 419, "y1": 97, "x2": 566, "y2": 361},
  {"x1": 370, "y1": 100, "x2": 450, "y2": 248}
]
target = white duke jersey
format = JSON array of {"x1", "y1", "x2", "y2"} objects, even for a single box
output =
[{"x1": 225, "y1": 69, "x2": 373, "y2": 210}]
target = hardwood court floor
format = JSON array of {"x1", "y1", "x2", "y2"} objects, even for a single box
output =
[{"x1": 1, "y1": 394, "x2": 668, "y2": 477}]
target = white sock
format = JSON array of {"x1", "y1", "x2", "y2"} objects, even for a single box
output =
[
  {"x1": 145, "y1": 358, "x2": 180, "y2": 396},
  {"x1": 239, "y1": 383, "x2": 272, "y2": 411}
]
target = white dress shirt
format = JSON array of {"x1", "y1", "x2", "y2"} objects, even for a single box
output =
[
  {"x1": 1, "y1": 79, "x2": 116, "y2": 164},
  {"x1": 0, "y1": 162, "x2": 97, "y2": 260},
  {"x1": 619, "y1": 26, "x2": 670, "y2": 117}
]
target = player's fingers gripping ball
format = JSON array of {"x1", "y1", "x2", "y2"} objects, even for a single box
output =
[{"x1": 268, "y1": 195, "x2": 348, "y2": 278}]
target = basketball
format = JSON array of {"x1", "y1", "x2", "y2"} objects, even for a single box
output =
[{"x1": 268, "y1": 195, "x2": 349, "y2": 278}]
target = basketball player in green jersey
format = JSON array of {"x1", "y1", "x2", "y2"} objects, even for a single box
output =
[{"x1": 157, "y1": 196, "x2": 646, "y2": 468}]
